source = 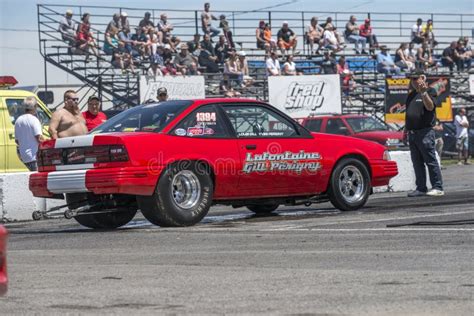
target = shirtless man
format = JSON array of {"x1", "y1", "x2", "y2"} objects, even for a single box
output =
[
  {"x1": 49, "y1": 90, "x2": 88, "y2": 139},
  {"x1": 201, "y1": 2, "x2": 219, "y2": 38}
]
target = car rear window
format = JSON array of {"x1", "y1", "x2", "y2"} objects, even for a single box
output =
[{"x1": 93, "y1": 100, "x2": 192, "y2": 133}]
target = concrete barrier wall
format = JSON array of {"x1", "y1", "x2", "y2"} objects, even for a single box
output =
[{"x1": 0, "y1": 151, "x2": 420, "y2": 222}]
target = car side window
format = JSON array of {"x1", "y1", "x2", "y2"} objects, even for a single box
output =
[
  {"x1": 326, "y1": 118, "x2": 348, "y2": 135},
  {"x1": 223, "y1": 105, "x2": 298, "y2": 138},
  {"x1": 305, "y1": 119, "x2": 322, "y2": 132},
  {"x1": 172, "y1": 105, "x2": 229, "y2": 138},
  {"x1": 5, "y1": 98, "x2": 50, "y2": 126}
]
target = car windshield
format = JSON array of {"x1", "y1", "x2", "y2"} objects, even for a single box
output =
[
  {"x1": 345, "y1": 116, "x2": 389, "y2": 133},
  {"x1": 93, "y1": 100, "x2": 192, "y2": 133}
]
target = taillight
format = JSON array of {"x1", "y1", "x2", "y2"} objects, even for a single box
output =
[{"x1": 38, "y1": 145, "x2": 129, "y2": 167}]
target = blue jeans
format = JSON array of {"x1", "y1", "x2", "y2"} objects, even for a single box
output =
[
  {"x1": 203, "y1": 25, "x2": 220, "y2": 38},
  {"x1": 346, "y1": 34, "x2": 367, "y2": 51},
  {"x1": 408, "y1": 128, "x2": 443, "y2": 191}
]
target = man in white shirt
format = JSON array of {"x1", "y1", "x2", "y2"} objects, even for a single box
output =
[
  {"x1": 266, "y1": 51, "x2": 281, "y2": 76},
  {"x1": 411, "y1": 18, "x2": 424, "y2": 44},
  {"x1": 14, "y1": 97, "x2": 44, "y2": 171},
  {"x1": 454, "y1": 107, "x2": 470, "y2": 165}
]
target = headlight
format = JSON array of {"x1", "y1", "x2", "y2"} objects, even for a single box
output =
[
  {"x1": 385, "y1": 138, "x2": 400, "y2": 146},
  {"x1": 383, "y1": 150, "x2": 391, "y2": 161}
]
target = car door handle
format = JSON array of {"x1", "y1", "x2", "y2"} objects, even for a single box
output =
[
  {"x1": 245, "y1": 144, "x2": 257, "y2": 150},
  {"x1": 8, "y1": 133, "x2": 15, "y2": 140}
]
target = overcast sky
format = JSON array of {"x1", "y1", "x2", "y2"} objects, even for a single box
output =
[{"x1": 0, "y1": 0, "x2": 473, "y2": 86}]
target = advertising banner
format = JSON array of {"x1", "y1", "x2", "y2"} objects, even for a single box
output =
[
  {"x1": 385, "y1": 76, "x2": 453, "y2": 123},
  {"x1": 268, "y1": 75, "x2": 342, "y2": 118},
  {"x1": 140, "y1": 76, "x2": 205, "y2": 102}
]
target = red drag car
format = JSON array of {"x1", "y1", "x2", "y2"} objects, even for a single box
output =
[
  {"x1": 0, "y1": 225, "x2": 7, "y2": 296},
  {"x1": 29, "y1": 99, "x2": 398, "y2": 228}
]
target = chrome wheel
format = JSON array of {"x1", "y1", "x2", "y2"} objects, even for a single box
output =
[
  {"x1": 338, "y1": 165, "x2": 365, "y2": 203},
  {"x1": 171, "y1": 170, "x2": 201, "y2": 209}
]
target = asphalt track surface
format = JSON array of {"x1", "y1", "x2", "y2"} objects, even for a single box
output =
[{"x1": 2, "y1": 164, "x2": 474, "y2": 315}]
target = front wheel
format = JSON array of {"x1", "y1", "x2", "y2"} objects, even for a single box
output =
[
  {"x1": 137, "y1": 161, "x2": 214, "y2": 227},
  {"x1": 328, "y1": 158, "x2": 371, "y2": 211}
]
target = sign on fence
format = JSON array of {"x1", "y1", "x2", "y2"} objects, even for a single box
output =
[
  {"x1": 385, "y1": 76, "x2": 453, "y2": 123},
  {"x1": 268, "y1": 75, "x2": 342, "y2": 117},
  {"x1": 140, "y1": 75, "x2": 205, "y2": 102}
]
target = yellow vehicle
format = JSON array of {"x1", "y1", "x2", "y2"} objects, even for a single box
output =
[{"x1": 0, "y1": 77, "x2": 52, "y2": 173}]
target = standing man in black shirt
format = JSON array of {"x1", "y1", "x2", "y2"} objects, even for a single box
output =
[{"x1": 405, "y1": 73, "x2": 444, "y2": 197}]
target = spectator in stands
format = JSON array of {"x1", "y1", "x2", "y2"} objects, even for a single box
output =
[
  {"x1": 131, "y1": 26, "x2": 149, "y2": 57},
  {"x1": 103, "y1": 25, "x2": 119, "y2": 56},
  {"x1": 150, "y1": 45, "x2": 169, "y2": 75},
  {"x1": 376, "y1": 45, "x2": 400, "y2": 74},
  {"x1": 320, "y1": 50, "x2": 337, "y2": 74},
  {"x1": 320, "y1": 17, "x2": 333, "y2": 29},
  {"x1": 359, "y1": 19, "x2": 378, "y2": 54},
  {"x1": 306, "y1": 17, "x2": 324, "y2": 55},
  {"x1": 162, "y1": 43, "x2": 174, "y2": 63},
  {"x1": 256, "y1": 20, "x2": 270, "y2": 52},
  {"x1": 201, "y1": 2, "x2": 219, "y2": 38},
  {"x1": 59, "y1": 9, "x2": 76, "y2": 46},
  {"x1": 237, "y1": 51, "x2": 254, "y2": 87},
  {"x1": 164, "y1": 58, "x2": 178, "y2": 76},
  {"x1": 147, "y1": 61, "x2": 163, "y2": 78},
  {"x1": 263, "y1": 23, "x2": 277, "y2": 53},
  {"x1": 462, "y1": 36, "x2": 472, "y2": 53},
  {"x1": 82, "y1": 95, "x2": 107, "y2": 131},
  {"x1": 158, "y1": 13, "x2": 180, "y2": 51},
  {"x1": 456, "y1": 39, "x2": 472, "y2": 70},
  {"x1": 442, "y1": 41, "x2": 463, "y2": 72},
  {"x1": 411, "y1": 18, "x2": 424, "y2": 44},
  {"x1": 120, "y1": 12, "x2": 130, "y2": 33},
  {"x1": 323, "y1": 25, "x2": 343, "y2": 53},
  {"x1": 199, "y1": 34, "x2": 219, "y2": 73},
  {"x1": 405, "y1": 42, "x2": 417, "y2": 63},
  {"x1": 337, "y1": 56, "x2": 355, "y2": 94},
  {"x1": 139, "y1": 12, "x2": 155, "y2": 31},
  {"x1": 417, "y1": 42, "x2": 436, "y2": 70},
  {"x1": 277, "y1": 21, "x2": 298, "y2": 56},
  {"x1": 345, "y1": 16, "x2": 367, "y2": 54},
  {"x1": 219, "y1": 15, "x2": 235, "y2": 48},
  {"x1": 224, "y1": 49, "x2": 244, "y2": 87},
  {"x1": 76, "y1": 13, "x2": 99, "y2": 59},
  {"x1": 266, "y1": 51, "x2": 281, "y2": 76},
  {"x1": 215, "y1": 35, "x2": 230, "y2": 64},
  {"x1": 146, "y1": 28, "x2": 162, "y2": 57},
  {"x1": 395, "y1": 43, "x2": 415, "y2": 71},
  {"x1": 118, "y1": 27, "x2": 141, "y2": 61},
  {"x1": 422, "y1": 19, "x2": 437, "y2": 48},
  {"x1": 174, "y1": 44, "x2": 200, "y2": 75},
  {"x1": 187, "y1": 34, "x2": 201, "y2": 54},
  {"x1": 106, "y1": 13, "x2": 121, "y2": 34},
  {"x1": 112, "y1": 41, "x2": 135, "y2": 74},
  {"x1": 220, "y1": 79, "x2": 241, "y2": 98},
  {"x1": 282, "y1": 55, "x2": 302, "y2": 75}
]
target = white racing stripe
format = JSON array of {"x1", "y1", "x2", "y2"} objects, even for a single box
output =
[
  {"x1": 55, "y1": 135, "x2": 95, "y2": 148},
  {"x1": 47, "y1": 170, "x2": 89, "y2": 193}
]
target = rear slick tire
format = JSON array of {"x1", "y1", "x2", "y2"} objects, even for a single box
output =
[
  {"x1": 137, "y1": 161, "x2": 214, "y2": 227},
  {"x1": 66, "y1": 193, "x2": 137, "y2": 229},
  {"x1": 328, "y1": 158, "x2": 371, "y2": 212}
]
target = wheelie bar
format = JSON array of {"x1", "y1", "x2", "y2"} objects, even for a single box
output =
[{"x1": 32, "y1": 203, "x2": 95, "y2": 221}]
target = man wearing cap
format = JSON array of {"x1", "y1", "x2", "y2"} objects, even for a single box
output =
[
  {"x1": 14, "y1": 97, "x2": 44, "y2": 171},
  {"x1": 359, "y1": 18, "x2": 378, "y2": 54},
  {"x1": 120, "y1": 12, "x2": 130, "y2": 33},
  {"x1": 376, "y1": 46, "x2": 400, "y2": 75},
  {"x1": 157, "y1": 87, "x2": 168, "y2": 102},
  {"x1": 277, "y1": 22, "x2": 298, "y2": 56},
  {"x1": 405, "y1": 72, "x2": 444, "y2": 197},
  {"x1": 59, "y1": 9, "x2": 77, "y2": 46},
  {"x1": 82, "y1": 95, "x2": 107, "y2": 131},
  {"x1": 174, "y1": 44, "x2": 200, "y2": 75}
]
